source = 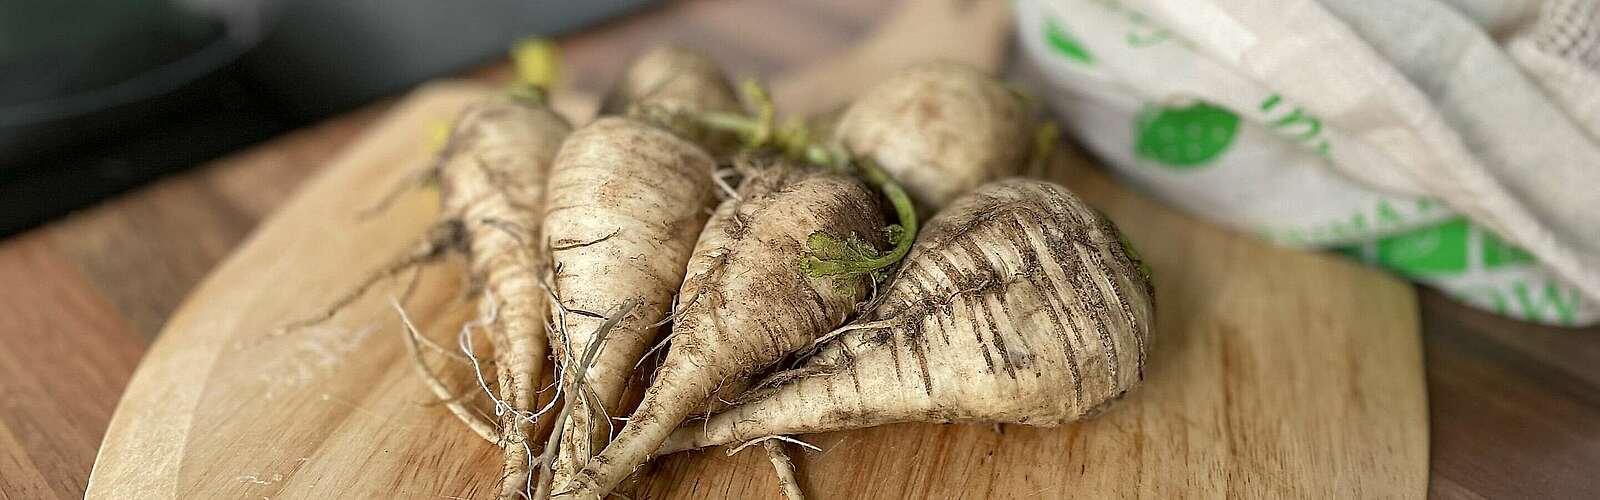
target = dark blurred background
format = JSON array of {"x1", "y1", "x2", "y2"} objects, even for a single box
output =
[{"x1": 0, "y1": 0, "x2": 652, "y2": 236}]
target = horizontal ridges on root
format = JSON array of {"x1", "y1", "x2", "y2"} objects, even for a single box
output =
[{"x1": 680, "y1": 179, "x2": 1154, "y2": 443}]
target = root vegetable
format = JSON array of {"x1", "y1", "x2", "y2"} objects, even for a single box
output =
[
  {"x1": 555, "y1": 159, "x2": 887, "y2": 499},
  {"x1": 435, "y1": 92, "x2": 572, "y2": 499},
  {"x1": 535, "y1": 299, "x2": 638, "y2": 500},
  {"x1": 602, "y1": 46, "x2": 743, "y2": 154},
  {"x1": 541, "y1": 116, "x2": 719, "y2": 486},
  {"x1": 305, "y1": 88, "x2": 571, "y2": 499},
  {"x1": 833, "y1": 62, "x2": 1035, "y2": 210},
  {"x1": 290, "y1": 41, "x2": 573, "y2": 500},
  {"x1": 688, "y1": 81, "x2": 922, "y2": 283},
  {"x1": 656, "y1": 179, "x2": 1154, "y2": 454}
]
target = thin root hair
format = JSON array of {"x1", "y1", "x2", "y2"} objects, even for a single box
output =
[
  {"x1": 713, "y1": 167, "x2": 742, "y2": 202},
  {"x1": 633, "y1": 290, "x2": 703, "y2": 369},
  {"x1": 456, "y1": 290, "x2": 556, "y2": 431},
  {"x1": 391, "y1": 296, "x2": 500, "y2": 443},
  {"x1": 357, "y1": 163, "x2": 440, "y2": 220},
  {"x1": 533, "y1": 299, "x2": 641, "y2": 500},
  {"x1": 398, "y1": 265, "x2": 472, "y2": 363},
  {"x1": 276, "y1": 226, "x2": 457, "y2": 335},
  {"x1": 727, "y1": 435, "x2": 821, "y2": 456}
]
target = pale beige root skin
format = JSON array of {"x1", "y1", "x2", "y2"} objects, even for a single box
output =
[
  {"x1": 657, "y1": 179, "x2": 1154, "y2": 454},
  {"x1": 833, "y1": 62, "x2": 1033, "y2": 211},
  {"x1": 543, "y1": 117, "x2": 718, "y2": 487},
  {"x1": 555, "y1": 160, "x2": 885, "y2": 499},
  {"x1": 763, "y1": 440, "x2": 805, "y2": 500},
  {"x1": 601, "y1": 46, "x2": 742, "y2": 154},
  {"x1": 436, "y1": 95, "x2": 571, "y2": 499}
]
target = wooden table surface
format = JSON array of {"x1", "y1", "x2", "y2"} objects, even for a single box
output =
[{"x1": 1, "y1": 1, "x2": 1595, "y2": 499}]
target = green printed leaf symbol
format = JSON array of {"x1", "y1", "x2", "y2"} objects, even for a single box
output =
[
  {"x1": 1044, "y1": 19, "x2": 1093, "y2": 64},
  {"x1": 1375, "y1": 218, "x2": 1469, "y2": 276},
  {"x1": 1135, "y1": 102, "x2": 1239, "y2": 168},
  {"x1": 1512, "y1": 282, "x2": 1579, "y2": 324},
  {"x1": 1481, "y1": 231, "x2": 1535, "y2": 269}
]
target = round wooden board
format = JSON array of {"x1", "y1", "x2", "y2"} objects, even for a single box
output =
[{"x1": 87, "y1": 82, "x2": 1427, "y2": 499}]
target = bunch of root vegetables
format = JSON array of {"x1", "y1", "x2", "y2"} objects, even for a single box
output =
[{"x1": 325, "y1": 43, "x2": 1154, "y2": 500}]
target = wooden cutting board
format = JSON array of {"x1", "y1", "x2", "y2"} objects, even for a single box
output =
[{"x1": 85, "y1": 80, "x2": 1427, "y2": 499}]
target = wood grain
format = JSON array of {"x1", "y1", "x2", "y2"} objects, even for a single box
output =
[
  {"x1": 84, "y1": 80, "x2": 1427, "y2": 498},
  {"x1": 3, "y1": 0, "x2": 1598, "y2": 498},
  {"x1": 83, "y1": 83, "x2": 504, "y2": 499},
  {"x1": 1421, "y1": 290, "x2": 1600, "y2": 499},
  {"x1": 0, "y1": 235, "x2": 145, "y2": 499}
]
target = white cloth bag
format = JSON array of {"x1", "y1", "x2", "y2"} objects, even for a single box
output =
[{"x1": 1016, "y1": 0, "x2": 1599, "y2": 325}]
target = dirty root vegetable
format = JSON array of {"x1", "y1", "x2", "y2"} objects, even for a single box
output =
[
  {"x1": 433, "y1": 92, "x2": 572, "y2": 499},
  {"x1": 555, "y1": 159, "x2": 887, "y2": 499},
  {"x1": 291, "y1": 41, "x2": 571, "y2": 500},
  {"x1": 544, "y1": 47, "x2": 738, "y2": 491},
  {"x1": 834, "y1": 62, "x2": 1034, "y2": 211},
  {"x1": 541, "y1": 116, "x2": 719, "y2": 487},
  {"x1": 602, "y1": 46, "x2": 743, "y2": 154},
  {"x1": 656, "y1": 179, "x2": 1153, "y2": 454}
]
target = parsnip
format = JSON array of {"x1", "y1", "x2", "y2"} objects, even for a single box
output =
[
  {"x1": 291, "y1": 42, "x2": 573, "y2": 500},
  {"x1": 554, "y1": 159, "x2": 887, "y2": 499},
  {"x1": 541, "y1": 116, "x2": 718, "y2": 487},
  {"x1": 656, "y1": 179, "x2": 1154, "y2": 454},
  {"x1": 834, "y1": 62, "x2": 1035, "y2": 211},
  {"x1": 435, "y1": 93, "x2": 571, "y2": 500},
  {"x1": 541, "y1": 46, "x2": 739, "y2": 492},
  {"x1": 603, "y1": 46, "x2": 743, "y2": 155}
]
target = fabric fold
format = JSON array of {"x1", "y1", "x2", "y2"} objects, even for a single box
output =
[{"x1": 1017, "y1": 0, "x2": 1598, "y2": 325}]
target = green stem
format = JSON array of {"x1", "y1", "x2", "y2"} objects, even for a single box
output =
[
  {"x1": 860, "y1": 159, "x2": 918, "y2": 267},
  {"x1": 801, "y1": 159, "x2": 918, "y2": 278},
  {"x1": 1027, "y1": 122, "x2": 1059, "y2": 176},
  {"x1": 508, "y1": 85, "x2": 549, "y2": 106},
  {"x1": 804, "y1": 144, "x2": 841, "y2": 169},
  {"x1": 507, "y1": 38, "x2": 557, "y2": 106},
  {"x1": 696, "y1": 111, "x2": 766, "y2": 144},
  {"x1": 683, "y1": 79, "x2": 919, "y2": 279}
]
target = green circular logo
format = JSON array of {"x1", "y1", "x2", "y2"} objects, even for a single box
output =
[{"x1": 1135, "y1": 102, "x2": 1239, "y2": 168}]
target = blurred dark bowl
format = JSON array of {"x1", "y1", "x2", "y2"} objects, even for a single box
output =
[{"x1": 0, "y1": 0, "x2": 652, "y2": 236}]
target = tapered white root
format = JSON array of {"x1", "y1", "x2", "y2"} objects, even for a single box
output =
[
  {"x1": 542, "y1": 117, "x2": 719, "y2": 488},
  {"x1": 544, "y1": 49, "x2": 738, "y2": 488},
  {"x1": 538, "y1": 300, "x2": 640, "y2": 500},
  {"x1": 433, "y1": 94, "x2": 570, "y2": 500},
  {"x1": 762, "y1": 440, "x2": 805, "y2": 500}
]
